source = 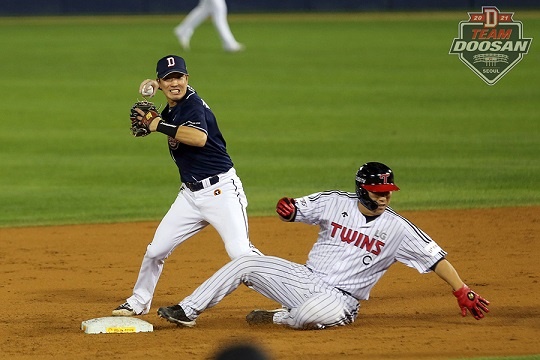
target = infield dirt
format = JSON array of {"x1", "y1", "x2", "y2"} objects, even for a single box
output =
[{"x1": 1, "y1": 207, "x2": 538, "y2": 359}]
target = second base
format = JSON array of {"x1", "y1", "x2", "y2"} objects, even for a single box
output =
[{"x1": 81, "y1": 316, "x2": 153, "y2": 334}]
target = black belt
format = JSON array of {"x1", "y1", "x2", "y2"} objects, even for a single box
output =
[{"x1": 184, "y1": 175, "x2": 219, "y2": 192}]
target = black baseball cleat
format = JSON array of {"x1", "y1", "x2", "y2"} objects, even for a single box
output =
[{"x1": 157, "y1": 305, "x2": 196, "y2": 327}]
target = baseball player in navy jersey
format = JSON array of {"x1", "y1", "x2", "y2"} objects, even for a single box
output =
[
  {"x1": 112, "y1": 55, "x2": 261, "y2": 316},
  {"x1": 156, "y1": 162, "x2": 490, "y2": 329}
]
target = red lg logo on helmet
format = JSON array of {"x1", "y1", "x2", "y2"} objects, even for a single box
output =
[{"x1": 379, "y1": 173, "x2": 390, "y2": 184}]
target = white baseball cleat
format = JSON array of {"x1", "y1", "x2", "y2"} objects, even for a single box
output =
[
  {"x1": 224, "y1": 43, "x2": 245, "y2": 53},
  {"x1": 112, "y1": 302, "x2": 141, "y2": 316}
]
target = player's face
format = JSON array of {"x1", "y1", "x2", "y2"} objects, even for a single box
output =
[
  {"x1": 158, "y1": 72, "x2": 189, "y2": 105},
  {"x1": 367, "y1": 191, "x2": 392, "y2": 215}
]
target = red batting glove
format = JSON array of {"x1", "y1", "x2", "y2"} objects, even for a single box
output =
[
  {"x1": 276, "y1": 197, "x2": 296, "y2": 221},
  {"x1": 453, "y1": 284, "x2": 490, "y2": 320}
]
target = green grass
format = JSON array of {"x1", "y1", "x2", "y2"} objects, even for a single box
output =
[{"x1": 0, "y1": 12, "x2": 539, "y2": 227}]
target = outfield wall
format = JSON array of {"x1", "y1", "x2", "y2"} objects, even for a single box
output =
[{"x1": 0, "y1": 0, "x2": 537, "y2": 16}]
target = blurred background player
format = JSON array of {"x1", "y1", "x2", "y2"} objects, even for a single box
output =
[{"x1": 174, "y1": 0, "x2": 245, "y2": 52}]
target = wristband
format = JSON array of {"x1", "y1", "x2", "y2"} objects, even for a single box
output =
[{"x1": 156, "y1": 120, "x2": 178, "y2": 137}]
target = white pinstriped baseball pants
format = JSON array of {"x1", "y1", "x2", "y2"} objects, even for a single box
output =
[{"x1": 179, "y1": 255, "x2": 360, "y2": 329}]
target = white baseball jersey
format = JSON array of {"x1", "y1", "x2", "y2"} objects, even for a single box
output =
[
  {"x1": 177, "y1": 190, "x2": 447, "y2": 329},
  {"x1": 297, "y1": 191, "x2": 447, "y2": 300}
]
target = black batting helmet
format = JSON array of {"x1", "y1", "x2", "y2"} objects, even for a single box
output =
[{"x1": 355, "y1": 162, "x2": 399, "y2": 211}]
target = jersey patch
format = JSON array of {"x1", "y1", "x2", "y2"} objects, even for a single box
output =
[
  {"x1": 424, "y1": 241, "x2": 443, "y2": 256},
  {"x1": 168, "y1": 137, "x2": 180, "y2": 150}
]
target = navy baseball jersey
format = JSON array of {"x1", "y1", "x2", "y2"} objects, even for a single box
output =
[{"x1": 160, "y1": 85, "x2": 233, "y2": 183}]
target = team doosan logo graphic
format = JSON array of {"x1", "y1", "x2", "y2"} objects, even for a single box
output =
[{"x1": 449, "y1": 6, "x2": 532, "y2": 85}]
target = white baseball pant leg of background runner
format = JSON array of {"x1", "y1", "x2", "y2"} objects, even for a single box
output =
[
  {"x1": 127, "y1": 168, "x2": 259, "y2": 315},
  {"x1": 179, "y1": 255, "x2": 359, "y2": 329},
  {"x1": 175, "y1": 0, "x2": 240, "y2": 50}
]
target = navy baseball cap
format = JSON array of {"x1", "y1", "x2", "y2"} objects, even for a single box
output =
[{"x1": 156, "y1": 55, "x2": 188, "y2": 78}]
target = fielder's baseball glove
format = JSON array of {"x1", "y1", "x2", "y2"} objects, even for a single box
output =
[{"x1": 130, "y1": 100, "x2": 160, "y2": 137}]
